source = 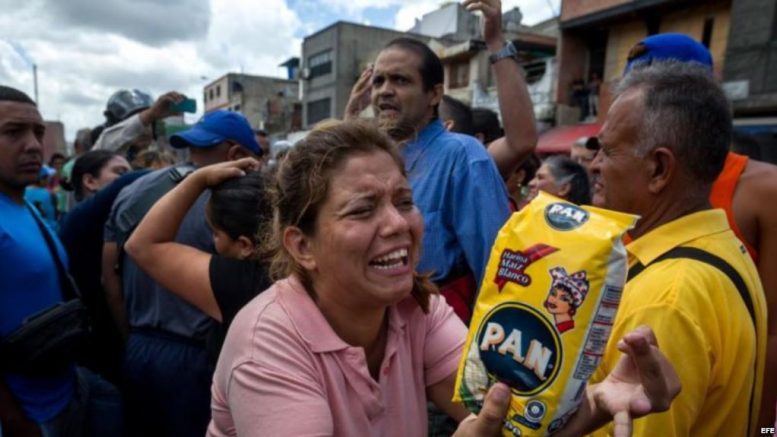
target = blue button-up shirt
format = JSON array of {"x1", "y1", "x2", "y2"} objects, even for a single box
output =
[{"x1": 402, "y1": 119, "x2": 510, "y2": 286}]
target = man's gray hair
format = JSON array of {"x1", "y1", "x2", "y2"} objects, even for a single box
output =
[{"x1": 616, "y1": 61, "x2": 731, "y2": 184}]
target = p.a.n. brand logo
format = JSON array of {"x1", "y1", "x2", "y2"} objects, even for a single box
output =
[
  {"x1": 476, "y1": 303, "x2": 562, "y2": 396},
  {"x1": 494, "y1": 244, "x2": 558, "y2": 291},
  {"x1": 544, "y1": 202, "x2": 589, "y2": 231}
]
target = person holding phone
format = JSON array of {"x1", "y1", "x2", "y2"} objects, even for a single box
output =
[{"x1": 93, "y1": 90, "x2": 192, "y2": 155}]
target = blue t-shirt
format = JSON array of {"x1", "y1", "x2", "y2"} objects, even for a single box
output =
[
  {"x1": 403, "y1": 119, "x2": 511, "y2": 287},
  {"x1": 104, "y1": 168, "x2": 216, "y2": 341},
  {"x1": 24, "y1": 186, "x2": 57, "y2": 231},
  {"x1": 0, "y1": 192, "x2": 75, "y2": 423}
]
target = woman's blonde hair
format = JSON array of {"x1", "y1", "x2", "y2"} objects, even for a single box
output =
[{"x1": 266, "y1": 119, "x2": 437, "y2": 312}]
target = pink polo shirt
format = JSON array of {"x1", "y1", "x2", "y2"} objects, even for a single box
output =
[{"x1": 207, "y1": 275, "x2": 467, "y2": 437}]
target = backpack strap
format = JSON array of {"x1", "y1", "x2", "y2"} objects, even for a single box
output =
[
  {"x1": 113, "y1": 165, "x2": 195, "y2": 273},
  {"x1": 627, "y1": 246, "x2": 756, "y2": 436},
  {"x1": 26, "y1": 202, "x2": 81, "y2": 301},
  {"x1": 114, "y1": 165, "x2": 195, "y2": 250}
]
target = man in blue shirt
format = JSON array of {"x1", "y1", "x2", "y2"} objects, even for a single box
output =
[{"x1": 0, "y1": 86, "x2": 120, "y2": 436}]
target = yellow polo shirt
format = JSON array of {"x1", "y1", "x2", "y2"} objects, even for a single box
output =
[{"x1": 588, "y1": 209, "x2": 766, "y2": 437}]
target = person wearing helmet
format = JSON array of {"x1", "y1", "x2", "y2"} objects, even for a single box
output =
[{"x1": 93, "y1": 90, "x2": 185, "y2": 155}]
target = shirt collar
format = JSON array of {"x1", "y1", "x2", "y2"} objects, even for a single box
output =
[
  {"x1": 627, "y1": 209, "x2": 731, "y2": 265},
  {"x1": 278, "y1": 275, "x2": 412, "y2": 354},
  {"x1": 402, "y1": 118, "x2": 445, "y2": 170}
]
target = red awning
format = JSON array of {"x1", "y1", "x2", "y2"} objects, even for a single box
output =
[{"x1": 536, "y1": 123, "x2": 603, "y2": 154}]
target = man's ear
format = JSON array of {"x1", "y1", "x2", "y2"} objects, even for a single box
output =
[
  {"x1": 557, "y1": 182, "x2": 571, "y2": 198},
  {"x1": 442, "y1": 119, "x2": 455, "y2": 131},
  {"x1": 234, "y1": 235, "x2": 256, "y2": 260},
  {"x1": 82, "y1": 173, "x2": 100, "y2": 194},
  {"x1": 646, "y1": 147, "x2": 675, "y2": 194},
  {"x1": 430, "y1": 83, "x2": 444, "y2": 107},
  {"x1": 227, "y1": 145, "x2": 250, "y2": 161},
  {"x1": 282, "y1": 226, "x2": 317, "y2": 271}
]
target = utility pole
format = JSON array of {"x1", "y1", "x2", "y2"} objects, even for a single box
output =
[{"x1": 32, "y1": 63, "x2": 39, "y2": 104}]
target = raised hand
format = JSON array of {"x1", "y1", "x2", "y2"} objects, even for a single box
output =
[
  {"x1": 344, "y1": 64, "x2": 374, "y2": 120},
  {"x1": 192, "y1": 157, "x2": 262, "y2": 188},
  {"x1": 139, "y1": 91, "x2": 186, "y2": 125},
  {"x1": 463, "y1": 0, "x2": 503, "y2": 49},
  {"x1": 590, "y1": 325, "x2": 680, "y2": 436}
]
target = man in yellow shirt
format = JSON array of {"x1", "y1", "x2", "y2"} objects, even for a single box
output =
[{"x1": 588, "y1": 61, "x2": 767, "y2": 436}]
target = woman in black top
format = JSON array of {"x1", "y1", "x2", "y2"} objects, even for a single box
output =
[{"x1": 125, "y1": 158, "x2": 271, "y2": 328}]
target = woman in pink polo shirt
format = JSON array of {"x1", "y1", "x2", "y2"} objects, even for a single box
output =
[{"x1": 207, "y1": 120, "x2": 679, "y2": 437}]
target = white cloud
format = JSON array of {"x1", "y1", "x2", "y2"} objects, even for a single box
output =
[
  {"x1": 0, "y1": 0, "x2": 559, "y2": 143},
  {"x1": 394, "y1": 0, "x2": 560, "y2": 30},
  {"x1": 0, "y1": 0, "x2": 301, "y2": 142}
]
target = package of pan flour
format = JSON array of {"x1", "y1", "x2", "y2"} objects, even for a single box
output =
[{"x1": 453, "y1": 192, "x2": 638, "y2": 436}]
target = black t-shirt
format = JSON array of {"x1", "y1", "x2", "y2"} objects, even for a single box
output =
[
  {"x1": 209, "y1": 255, "x2": 272, "y2": 327},
  {"x1": 206, "y1": 255, "x2": 271, "y2": 362}
]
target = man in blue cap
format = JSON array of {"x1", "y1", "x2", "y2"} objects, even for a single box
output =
[
  {"x1": 101, "y1": 110, "x2": 261, "y2": 437},
  {"x1": 622, "y1": 33, "x2": 777, "y2": 429}
]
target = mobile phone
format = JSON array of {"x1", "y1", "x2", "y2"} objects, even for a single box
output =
[{"x1": 171, "y1": 98, "x2": 197, "y2": 113}]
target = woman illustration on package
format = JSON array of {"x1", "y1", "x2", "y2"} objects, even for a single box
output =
[{"x1": 544, "y1": 267, "x2": 589, "y2": 333}]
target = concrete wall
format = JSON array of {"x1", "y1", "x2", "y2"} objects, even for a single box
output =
[
  {"x1": 724, "y1": 0, "x2": 777, "y2": 114},
  {"x1": 559, "y1": 0, "x2": 732, "y2": 123},
  {"x1": 660, "y1": 0, "x2": 730, "y2": 78},
  {"x1": 204, "y1": 76, "x2": 230, "y2": 111},
  {"x1": 555, "y1": 33, "x2": 588, "y2": 105},
  {"x1": 561, "y1": 0, "x2": 630, "y2": 22},
  {"x1": 42, "y1": 121, "x2": 66, "y2": 160}
]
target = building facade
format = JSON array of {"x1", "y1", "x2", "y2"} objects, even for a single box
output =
[
  {"x1": 42, "y1": 121, "x2": 66, "y2": 160},
  {"x1": 557, "y1": 0, "x2": 732, "y2": 124},
  {"x1": 203, "y1": 73, "x2": 301, "y2": 135}
]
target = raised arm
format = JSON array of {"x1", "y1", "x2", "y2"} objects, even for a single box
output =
[
  {"x1": 124, "y1": 158, "x2": 261, "y2": 322},
  {"x1": 465, "y1": 0, "x2": 538, "y2": 180}
]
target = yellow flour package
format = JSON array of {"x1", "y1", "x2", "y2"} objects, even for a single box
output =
[{"x1": 453, "y1": 192, "x2": 638, "y2": 436}]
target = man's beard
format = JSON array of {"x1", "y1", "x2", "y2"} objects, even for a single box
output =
[{"x1": 377, "y1": 112, "x2": 417, "y2": 142}]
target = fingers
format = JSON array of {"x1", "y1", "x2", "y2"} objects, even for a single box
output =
[
  {"x1": 619, "y1": 326, "x2": 679, "y2": 414},
  {"x1": 463, "y1": 0, "x2": 500, "y2": 16},
  {"x1": 353, "y1": 65, "x2": 373, "y2": 92},
  {"x1": 469, "y1": 383, "x2": 510, "y2": 436},
  {"x1": 612, "y1": 410, "x2": 632, "y2": 437},
  {"x1": 198, "y1": 158, "x2": 261, "y2": 186}
]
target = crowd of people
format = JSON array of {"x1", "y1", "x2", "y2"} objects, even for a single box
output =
[{"x1": 2, "y1": 0, "x2": 776, "y2": 436}]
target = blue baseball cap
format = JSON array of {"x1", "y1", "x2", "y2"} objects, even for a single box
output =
[
  {"x1": 170, "y1": 110, "x2": 262, "y2": 156},
  {"x1": 624, "y1": 33, "x2": 713, "y2": 74}
]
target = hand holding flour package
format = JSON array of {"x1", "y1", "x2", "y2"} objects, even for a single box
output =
[{"x1": 453, "y1": 192, "x2": 638, "y2": 436}]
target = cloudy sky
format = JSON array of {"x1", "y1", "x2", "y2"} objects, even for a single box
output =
[{"x1": 0, "y1": 0, "x2": 560, "y2": 143}]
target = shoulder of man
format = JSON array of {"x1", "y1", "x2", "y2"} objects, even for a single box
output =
[
  {"x1": 111, "y1": 165, "x2": 195, "y2": 244},
  {"x1": 434, "y1": 130, "x2": 494, "y2": 163}
]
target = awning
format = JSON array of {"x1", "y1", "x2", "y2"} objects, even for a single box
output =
[{"x1": 536, "y1": 123, "x2": 603, "y2": 154}]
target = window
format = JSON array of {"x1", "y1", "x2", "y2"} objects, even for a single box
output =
[
  {"x1": 523, "y1": 61, "x2": 547, "y2": 85},
  {"x1": 216, "y1": 85, "x2": 221, "y2": 98},
  {"x1": 449, "y1": 61, "x2": 469, "y2": 89},
  {"x1": 308, "y1": 50, "x2": 333, "y2": 78},
  {"x1": 702, "y1": 17, "x2": 715, "y2": 48},
  {"x1": 203, "y1": 91, "x2": 208, "y2": 103},
  {"x1": 209, "y1": 88, "x2": 214, "y2": 101},
  {"x1": 307, "y1": 97, "x2": 331, "y2": 125}
]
